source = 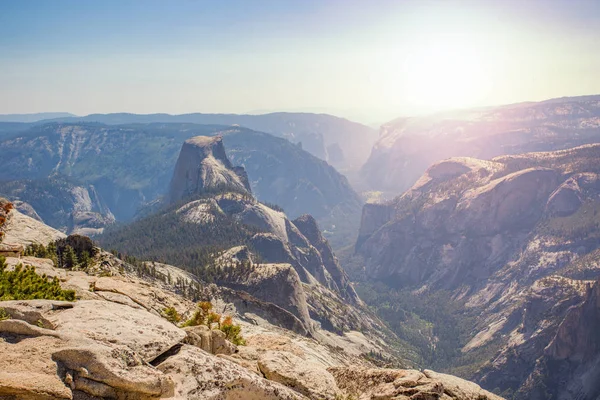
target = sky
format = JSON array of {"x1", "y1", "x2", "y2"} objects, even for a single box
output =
[{"x1": 1, "y1": 0, "x2": 600, "y2": 123}]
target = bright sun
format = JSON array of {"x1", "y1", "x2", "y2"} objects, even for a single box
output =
[{"x1": 395, "y1": 39, "x2": 492, "y2": 111}]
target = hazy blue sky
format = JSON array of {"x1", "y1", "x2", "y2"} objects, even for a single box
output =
[{"x1": 1, "y1": 0, "x2": 599, "y2": 122}]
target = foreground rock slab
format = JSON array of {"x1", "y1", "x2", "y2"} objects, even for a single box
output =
[
  {"x1": 0, "y1": 300, "x2": 179, "y2": 399},
  {"x1": 258, "y1": 350, "x2": 339, "y2": 400},
  {"x1": 156, "y1": 345, "x2": 307, "y2": 400},
  {"x1": 48, "y1": 300, "x2": 186, "y2": 361}
]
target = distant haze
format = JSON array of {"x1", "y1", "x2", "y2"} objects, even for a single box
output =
[
  {"x1": 0, "y1": 113, "x2": 76, "y2": 123},
  {"x1": 1, "y1": 0, "x2": 599, "y2": 123}
]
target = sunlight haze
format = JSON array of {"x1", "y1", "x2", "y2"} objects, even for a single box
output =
[{"x1": 1, "y1": 0, "x2": 599, "y2": 122}]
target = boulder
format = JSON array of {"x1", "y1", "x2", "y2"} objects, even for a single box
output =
[
  {"x1": 155, "y1": 345, "x2": 307, "y2": 399},
  {"x1": 0, "y1": 243, "x2": 23, "y2": 258},
  {"x1": 52, "y1": 345, "x2": 173, "y2": 398},
  {"x1": 183, "y1": 325, "x2": 238, "y2": 355},
  {"x1": 2, "y1": 209, "x2": 65, "y2": 246},
  {"x1": 211, "y1": 328, "x2": 238, "y2": 355},
  {"x1": 183, "y1": 324, "x2": 212, "y2": 352},
  {"x1": 0, "y1": 301, "x2": 176, "y2": 400},
  {"x1": 0, "y1": 330, "x2": 72, "y2": 400},
  {"x1": 0, "y1": 299, "x2": 72, "y2": 329},
  {"x1": 258, "y1": 350, "x2": 339, "y2": 400},
  {"x1": 47, "y1": 300, "x2": 186, "y2": 362},
  {"x1": 424, "y1": 370, "x2": 505, "y2": 400},
  {"x1": 329, "y1": 366, "x2": 503, "y2": 400}
]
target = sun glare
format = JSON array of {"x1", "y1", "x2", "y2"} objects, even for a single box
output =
[{"x1": 386, "y1": 38, "x2": 494, "y2": 112}]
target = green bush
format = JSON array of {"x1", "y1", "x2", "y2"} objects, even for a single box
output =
[
  {"x1": 0, "y1": 256, "x2": 76, "y2": 301},
  {"x1": 181, "y1": 301, "x2": 213, "y2": 327},
  {"x1": 162, "y1": 306, "x2": 181, "y2": 324},
  {"x1": 220, "y1": 315, "x2": 246, "y2": 345}
]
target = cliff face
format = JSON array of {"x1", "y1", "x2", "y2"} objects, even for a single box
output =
[
  {"x1": 546, "y1": 280, "x2": 600, "y2": 361},
  {"x1": 293, "y1": 214, "x2": 360, "y2": 304},
  {"x1": 356, "y1": 203, "x2": 394, "y2": 249},
  {"x1": 518, "y1": 278, "x2": 600, "y2": 400},
  {"x1": 168, "y1": 136, "x2": 251, "y2": 203},
  {"x1": 357, "y1": 146, "x2": 600, "y2": 291},
  {"x1": 356, "y1": 144, "x2": 600, "y2": 396}
]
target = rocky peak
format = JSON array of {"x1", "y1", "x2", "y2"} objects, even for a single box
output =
[
  {"x1": 291, "y1": 214, "x2": 321, "y2": 244},
  {"x1": 293, "y1": 214, "x2": 361, "y2": 304},
  {"x1": 168, "y1": 135, "x2": 251, "y2": 203}
]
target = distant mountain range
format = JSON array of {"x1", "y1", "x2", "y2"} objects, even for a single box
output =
[
  {"x1": 0, "y1": 122, "x2": 362, "y2": 248},
  {"x1": 360, "y1": 94, "x2": 600, "y2": 195},
  {"x1": 1, "y1": 111, "x2": 377, "y2": 173},
  {"x1": 0, "y1": 112, "x2": 76, "y2": 122}
]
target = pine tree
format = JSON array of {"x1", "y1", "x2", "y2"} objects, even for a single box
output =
[
  {"x1": 46, "y1": 242, "x2": 58, "y2": 266},
  {"x1": 63, "y1": 245, "x2": 78, "y2": 269},
  {"x1": 79, "y1": 251, "x2": 91, "y2": 269}
]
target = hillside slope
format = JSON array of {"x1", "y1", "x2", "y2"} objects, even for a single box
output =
[
  {"x1": 0, "y1": 200, "x2": 502, "y2": 400},
  {"x1": 355, "y1": 144, "x2": 600, "y2": 397}
]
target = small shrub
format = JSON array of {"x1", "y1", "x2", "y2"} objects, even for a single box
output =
[
  {"x1": 162, "y1": 306, "x2": 181, "y2": 324},
  {"x1": 335, "y1": 395, "x2": 357, "y2": 400},
  {"x1": 0, "y1": 308, "x2": 10, "y2": 321},
  {"x1": 182, "y1": 301, "x2": 213, "y2": 327},
  {"x1": 181, "y1": 301, "x2": 245, "y2": 345},
  {"x1": 0, "y1": 256, "x2": 76, "y2": 301},
  {"x1": 207, "y1": 311, "x2": 221, "y2": 327},
  {"x1": 2, "y1": 202, "x2": 13, "y2": 213},
  {"x1": 220, "y1": 315, "x2": 246, "y2": 345}
]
